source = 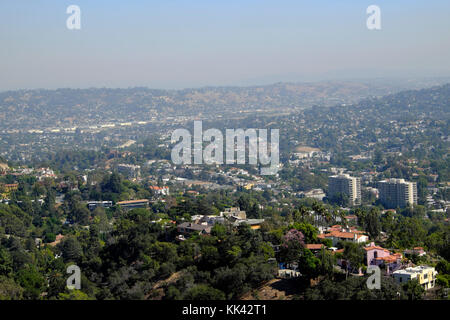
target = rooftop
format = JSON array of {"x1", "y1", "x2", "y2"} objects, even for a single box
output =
[
  {"x1": 393, "y1": 266, "x2": 436, "y2": 275},
  {"x1": 306, "y1": 244, "x2": 325, "y2": 250},
  {"x1": 117, "y1": 199, "x2": 149, "y2": 205}
]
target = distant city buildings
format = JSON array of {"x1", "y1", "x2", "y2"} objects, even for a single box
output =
[
  {"x1": 177, "y1": 222, "x2": 212, "y2": 236},
  {"x1": 299, "y1": 189, "x2": 326, "y2": 201},
  {"x1": 117, "y1": 164, "x2": 141, "y2": 179},
  {"x1": 328, "y1": 174, "x2": 361, "y2": 206},
  {"x1": 378, "y1": 178, "x2": 417, "y2": 208},
  {"x1": 149, "y1": 186, "x2": 170, "y2": 196},
  {"x1": 221, "y1": 207, "x2": 247, "y2": 220},
  {"x1": 36, "y1": 167, "x2": 56, "y2": 180},
  {"x1": 290, "y1": 146, "x2": 331, "y2": 165},
  {"x1": 177, "y1": 208, "x2": 265, "y2": 238}
]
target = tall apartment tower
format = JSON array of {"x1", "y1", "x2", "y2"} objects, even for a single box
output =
[
  {"x1": 378, "y1": 178, "x2": 417, "y2": 208},
  {"x1": 328, "y1": 174, "x2": 361, "y2": 206}
]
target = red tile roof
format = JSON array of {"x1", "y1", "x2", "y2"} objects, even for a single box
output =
[
  {"x1": 330, "y1": 231, "x2": 355, "y2": 239},
  {"x1": 365, "y1": 246, "x2": 390, "y2": 253},
  {"x1": 149, "y1": 186, "x2": 168, "y2": 190},
  {"x1": 306, "y1": 244, "x2": 324, "y2": 250},
  {"x1": 375, "y1": 254, "x2": 402, "y2": 263}
]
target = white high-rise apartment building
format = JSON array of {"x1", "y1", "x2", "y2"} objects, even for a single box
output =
[
  {"x1": 328, "y1": 174, "x2": 361, "y2": 206},
  {"x1": 378, "y1": 178, "x2": 417, "y2": 208}
]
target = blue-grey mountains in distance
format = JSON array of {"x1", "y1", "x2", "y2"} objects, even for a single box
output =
[{"x1": 1, "y1": 78, "x2": 449, "y2": 131}]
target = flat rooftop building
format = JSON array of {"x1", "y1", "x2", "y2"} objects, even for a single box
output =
[
  {"x1": 378, "y1": 179, "x2": 417, "y2": 209},
  {"x1": 328, "y1": 174, "x2": 361, "y2": 206},
  {"x1": 87, "y1": 201, "x2": 113, "y2": 211},
  {"x1": 392, "y1": 266, "x2": 437, "y2": 290},
  {"x1": 116, "y1": 199, "x2": 149, "y2": 209}
]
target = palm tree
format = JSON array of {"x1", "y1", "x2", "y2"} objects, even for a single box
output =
[
  {"x1": 339, "y1": 210, "x2": 347, "y2": 225},
  {"x1": 298, "y1": 205, "x2": 309, "y2": 222},
  {"x1": 312, "y1": 202, "x2": 328, "y2": 229}
]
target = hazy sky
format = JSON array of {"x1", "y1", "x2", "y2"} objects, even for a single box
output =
[{"x1": 1, "y1": 0, "x2": 450, "y2": 90}]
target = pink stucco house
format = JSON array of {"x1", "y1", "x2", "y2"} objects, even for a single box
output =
[{"x1": 364, "y1": 242, "x2": 402, "y2": 274}]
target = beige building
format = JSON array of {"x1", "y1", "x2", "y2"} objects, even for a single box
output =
[
  {"x1": 328, "y1": 174, "x2": 361, "y2": 206},
  {"x1": 378, "y1": 179, "x2": 417, "y2": 208},
  {"x1": 393, "y1": 266, "x2": 437, "y2": 290},
  {"x1": 221, "y1": 207, "x2": 247, "y2": 220}
]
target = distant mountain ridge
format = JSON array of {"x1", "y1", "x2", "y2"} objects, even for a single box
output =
[
  {"x1": 351, "y1": 83, "x2": 450, "y2": 120},
  {"x1": 0, "y1": 81, "x2": 448, "y2": 130}
]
